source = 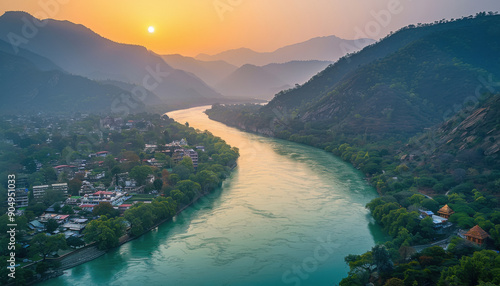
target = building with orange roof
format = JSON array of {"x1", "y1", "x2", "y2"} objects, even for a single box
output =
[
  {"x1": 437, "y1": 204, "x2": 454, "y2": 219},
  {"x1": 464, "y1": 225, "x2": 489, "y2": 245}
]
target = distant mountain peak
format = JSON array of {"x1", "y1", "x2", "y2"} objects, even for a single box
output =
[
  {"x1": 0, "y1": 10, "x2": 224, "y2": 104},
  {"x1": 1, "y1": 11, "x2": 34, "y2": 19},
  {"x1": 195, "y1": 35, "x2": 374, "y2": 66}
]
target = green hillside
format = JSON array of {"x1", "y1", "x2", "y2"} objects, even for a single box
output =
[
  {"x1": 207, "y1": 14, "x2": 500, "y2": 139},
  {"x1": 0, "y1": 51, "x2": 145, "y2": 114}
]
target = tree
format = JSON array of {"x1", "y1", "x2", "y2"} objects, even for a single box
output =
[
  {"x1": 170, "y1": 189, "x2": 187, "y2": 205},
  {"x1": 130, "y1": 218, "x2": 144, "y2": 236},
  {"x1": 43, "y1": 190, "x2": 65, "y2": 206},
  {"x1": 409, "y1": 194, "x2": 425, "y2": 205},
  {"x1": 68, "y1": 178, "x2": 82, "y2": 196},
  {"x1": 372, "y1": 245, "x2": 393, "y2": 273},
  {"x1": 196, "y1": 170, "x2": 220, "y2": 192},
  {"x1": 384, "y1": 278, "x2": 405, "y2": 286},
  {"x1": 121, "y1": 151, "x2": 140, "y2": 162},
  {"x1": 419, "y1": 246, "x2": 447, "y2": 266},
  {"x1": 104, "y1": 154, "x2": 117, "y2": 170},
  {"x1": 362, "y1": 162, "x2": 381, "y2": 175},
  {"x1": 45, "y1": 218, "x2": 59, "y2": 233},
  {"x1": 176, "y1": 180, "x2": 201, "y2": 201},
  {"x1": 154, "y1": 153, "x2": 167, "y2": 161},
  {"x1": 172, "y1": 164, "x2": 192, "y2": 180},
  {"x1": 153, "y1": 179, "x2": 163, "y2": 191},
  {"x1": 61, "y1": 205, "x2": 74, "y2": 214},
  {"x1": 111, "y1": 165, "x2": 121, "y2": 176},
  {"x1": 342, "y1": 252, "x2": 374, "y2": 286},
  {"x1": 83, "y1": 216, "x2": 125, "y2": 250},
  {"x1": 179, "y1": 156, "x2": 195, "y2": 173},
  {"x1": 447, "y1": 237, "x2": 480, "y2": 257},
  {"x1": 130, "y1": 165, "x2": 152, "y2": 186},
  {"x1": 421, "y1": 199, "x2": 439, "y2": 213},
  {"x1": 381, "y1": 208, "x2": 420, "y2": 236},
  {"x1": 30, "y1": 233, "x2": 67, "y2": 260},
  {"x1": 169, "y1": 173, "x2": 180, "y2": 186},
  {"x1": 345, "y1": 252, "x2": 375, "y2": 273},
  {"x1": 36, "y1": 262, "x2": 49, "y2": 275},
  {"x1": 41, "y1": 166, "x2": 57, "y2": 183},
  {"x1": 438, "y1": 250, "x2": 500, "y2": 286},
  {"x1": 490, "y1": 224, "x2": 500, "y2": 248},
  {"x1": 419, "y1": 216, "x2": 435, "y2": 238},
  {"x1": 93, "y1": 202, "x2": 119, "y2": 218},
  {"x1": 66, "y1": 236, "x2": 85, "y2": 248},
  {"x1": 26, "y1": 203, "x2": 46, "y2": 216}
]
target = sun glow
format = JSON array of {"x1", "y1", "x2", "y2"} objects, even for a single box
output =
[{"x1": 148, "y1": 26, "x2": 155, "y2": 33}]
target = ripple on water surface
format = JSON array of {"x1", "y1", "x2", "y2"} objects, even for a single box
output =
[{"x1": 41, "y1": 106, "x2": 383, "y2": 286}]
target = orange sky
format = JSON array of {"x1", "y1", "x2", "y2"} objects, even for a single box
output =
[{"x1": 0, "y1": 0, "x2": 499, "y2": 56}]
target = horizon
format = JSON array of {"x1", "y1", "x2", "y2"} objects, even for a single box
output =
[{"x1": 1, "y1": 1, "x2": 499, "y2": 57}]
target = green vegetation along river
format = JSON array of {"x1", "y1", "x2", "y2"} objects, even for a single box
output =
[{"x1": 41, "y1": 106, "x2": 385, "y2": 286}]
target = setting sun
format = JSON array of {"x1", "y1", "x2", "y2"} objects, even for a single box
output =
[{"x1": 148, "y1": 26, "x2": 155, "y2": 33}]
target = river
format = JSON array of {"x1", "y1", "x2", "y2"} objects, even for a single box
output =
[{"x1": 42, "y1": 106, "x2": 384, "y2": 286}]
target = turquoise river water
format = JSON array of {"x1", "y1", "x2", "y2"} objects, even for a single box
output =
[{"x1": 41, "y1": 106, "x2": 384, "y2": 286}]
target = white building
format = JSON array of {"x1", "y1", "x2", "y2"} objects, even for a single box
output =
[{"x1": 33, "y1": 185, "x2": 49, "y2": 201}]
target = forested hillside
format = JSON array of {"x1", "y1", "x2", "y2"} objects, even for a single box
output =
[{"x1": 206, "y1": 13, "x2": 500, "y2": 286}]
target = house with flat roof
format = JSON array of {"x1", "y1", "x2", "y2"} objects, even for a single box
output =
[
  {"x1": 15, "y1": 188, "x2": 29, "y2": 208},
  {"x1": 28, "y1": 220, "x2": 45, "y2": 232},
  {"x1": 33, "y1": 185, "x2": 50, "y2": 202}
]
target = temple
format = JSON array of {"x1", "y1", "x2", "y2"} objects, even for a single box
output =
[
  {"x1": 464, "y1": 225, "x2": 489, "y2": 246},
  {"x1": 437, "y1": 204, "x2": 454, "y2": 219}
]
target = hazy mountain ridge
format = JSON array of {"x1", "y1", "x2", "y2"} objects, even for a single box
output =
[
  {"x1": 0, "y1": 11, "x2": 222, "y2": 103},
  {"x1": 264, "y1": 15, "x2": 500, "y2": 114},
  {"x1": 261, "y1": 61, "x2": 333, "y2": 86},
  {"x1": 162, "y1": 50, "x2": 334, "y2": 100},
  {"x1": 215, "y1": 64, "x2": 290, "y2": 100},
  {"x1": 196, "y1": 36, "x2": 374, "y2": 66},
  {"x1": 215, "y1": 60, "x2": 332, "y2": 99},
  {"x1": 0, "y1": 50, "x2": 143, "y2": 114},
  {"x1": 161, "y1": 54, "x2": 238, "y2": 86},
  {"x1": 0, "y1": 38, "x2": 62, "y2": 72},
  {"x1": 0, "y1": 11, "x2": 364, "y2": 105},
  {"x1": 206, "y1": 14, "x2": 500, "y2": 139},
  {"x1": 261, "y1": 15, "x2": 500, "y2": 134}
]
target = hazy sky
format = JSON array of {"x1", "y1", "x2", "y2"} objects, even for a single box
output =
[{"x1": 0, "y1": 0, "x2": 499, "y2": 56}]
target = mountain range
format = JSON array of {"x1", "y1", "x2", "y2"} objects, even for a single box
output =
[
  {"x1": 0, "y1": 11, "x2": 373, "y2": 112},
  {"x1": 0, "y1": 11, "x2": 221, "y2": 105},
  {"x1": 195, "y1": 36, "x2": 375, "y2": 67},
  {"x1": 161, "y1": 53, "x2": 335, "y2": 99},
  {"x1": 206, "y1": 14, "x2": 500, "y2": 139},
  {"x1": 214, "y1": 61, "x2": 332, "y2": 99},
  {"x1": 0, "y1": 46, "x2": 144, "y2": 114},
  {"x1": 161, "y1": 36, "x2": 373, "y2": 100}
]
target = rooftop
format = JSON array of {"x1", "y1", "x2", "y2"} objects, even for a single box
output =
[
  {"x1": 93, "y1": 191, "x2": 114, "y2": 195},
  {"x1": 465, "y1": 225, "x2": 489, "y2": 240},
  {"x1": 438, "y1": 204, "x2": 454, "y2": 214}
]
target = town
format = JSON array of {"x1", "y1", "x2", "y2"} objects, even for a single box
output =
[{"x1": 0, "y1": 112, "x2": 239, "y2": 284}]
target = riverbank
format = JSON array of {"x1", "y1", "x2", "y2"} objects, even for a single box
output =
[
  {"x1": 38, "y1": 182, "x2": 232, "y2": 284},
  {"x1": 38, "y1": 106, "x2": 382, "y2": 286}
]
